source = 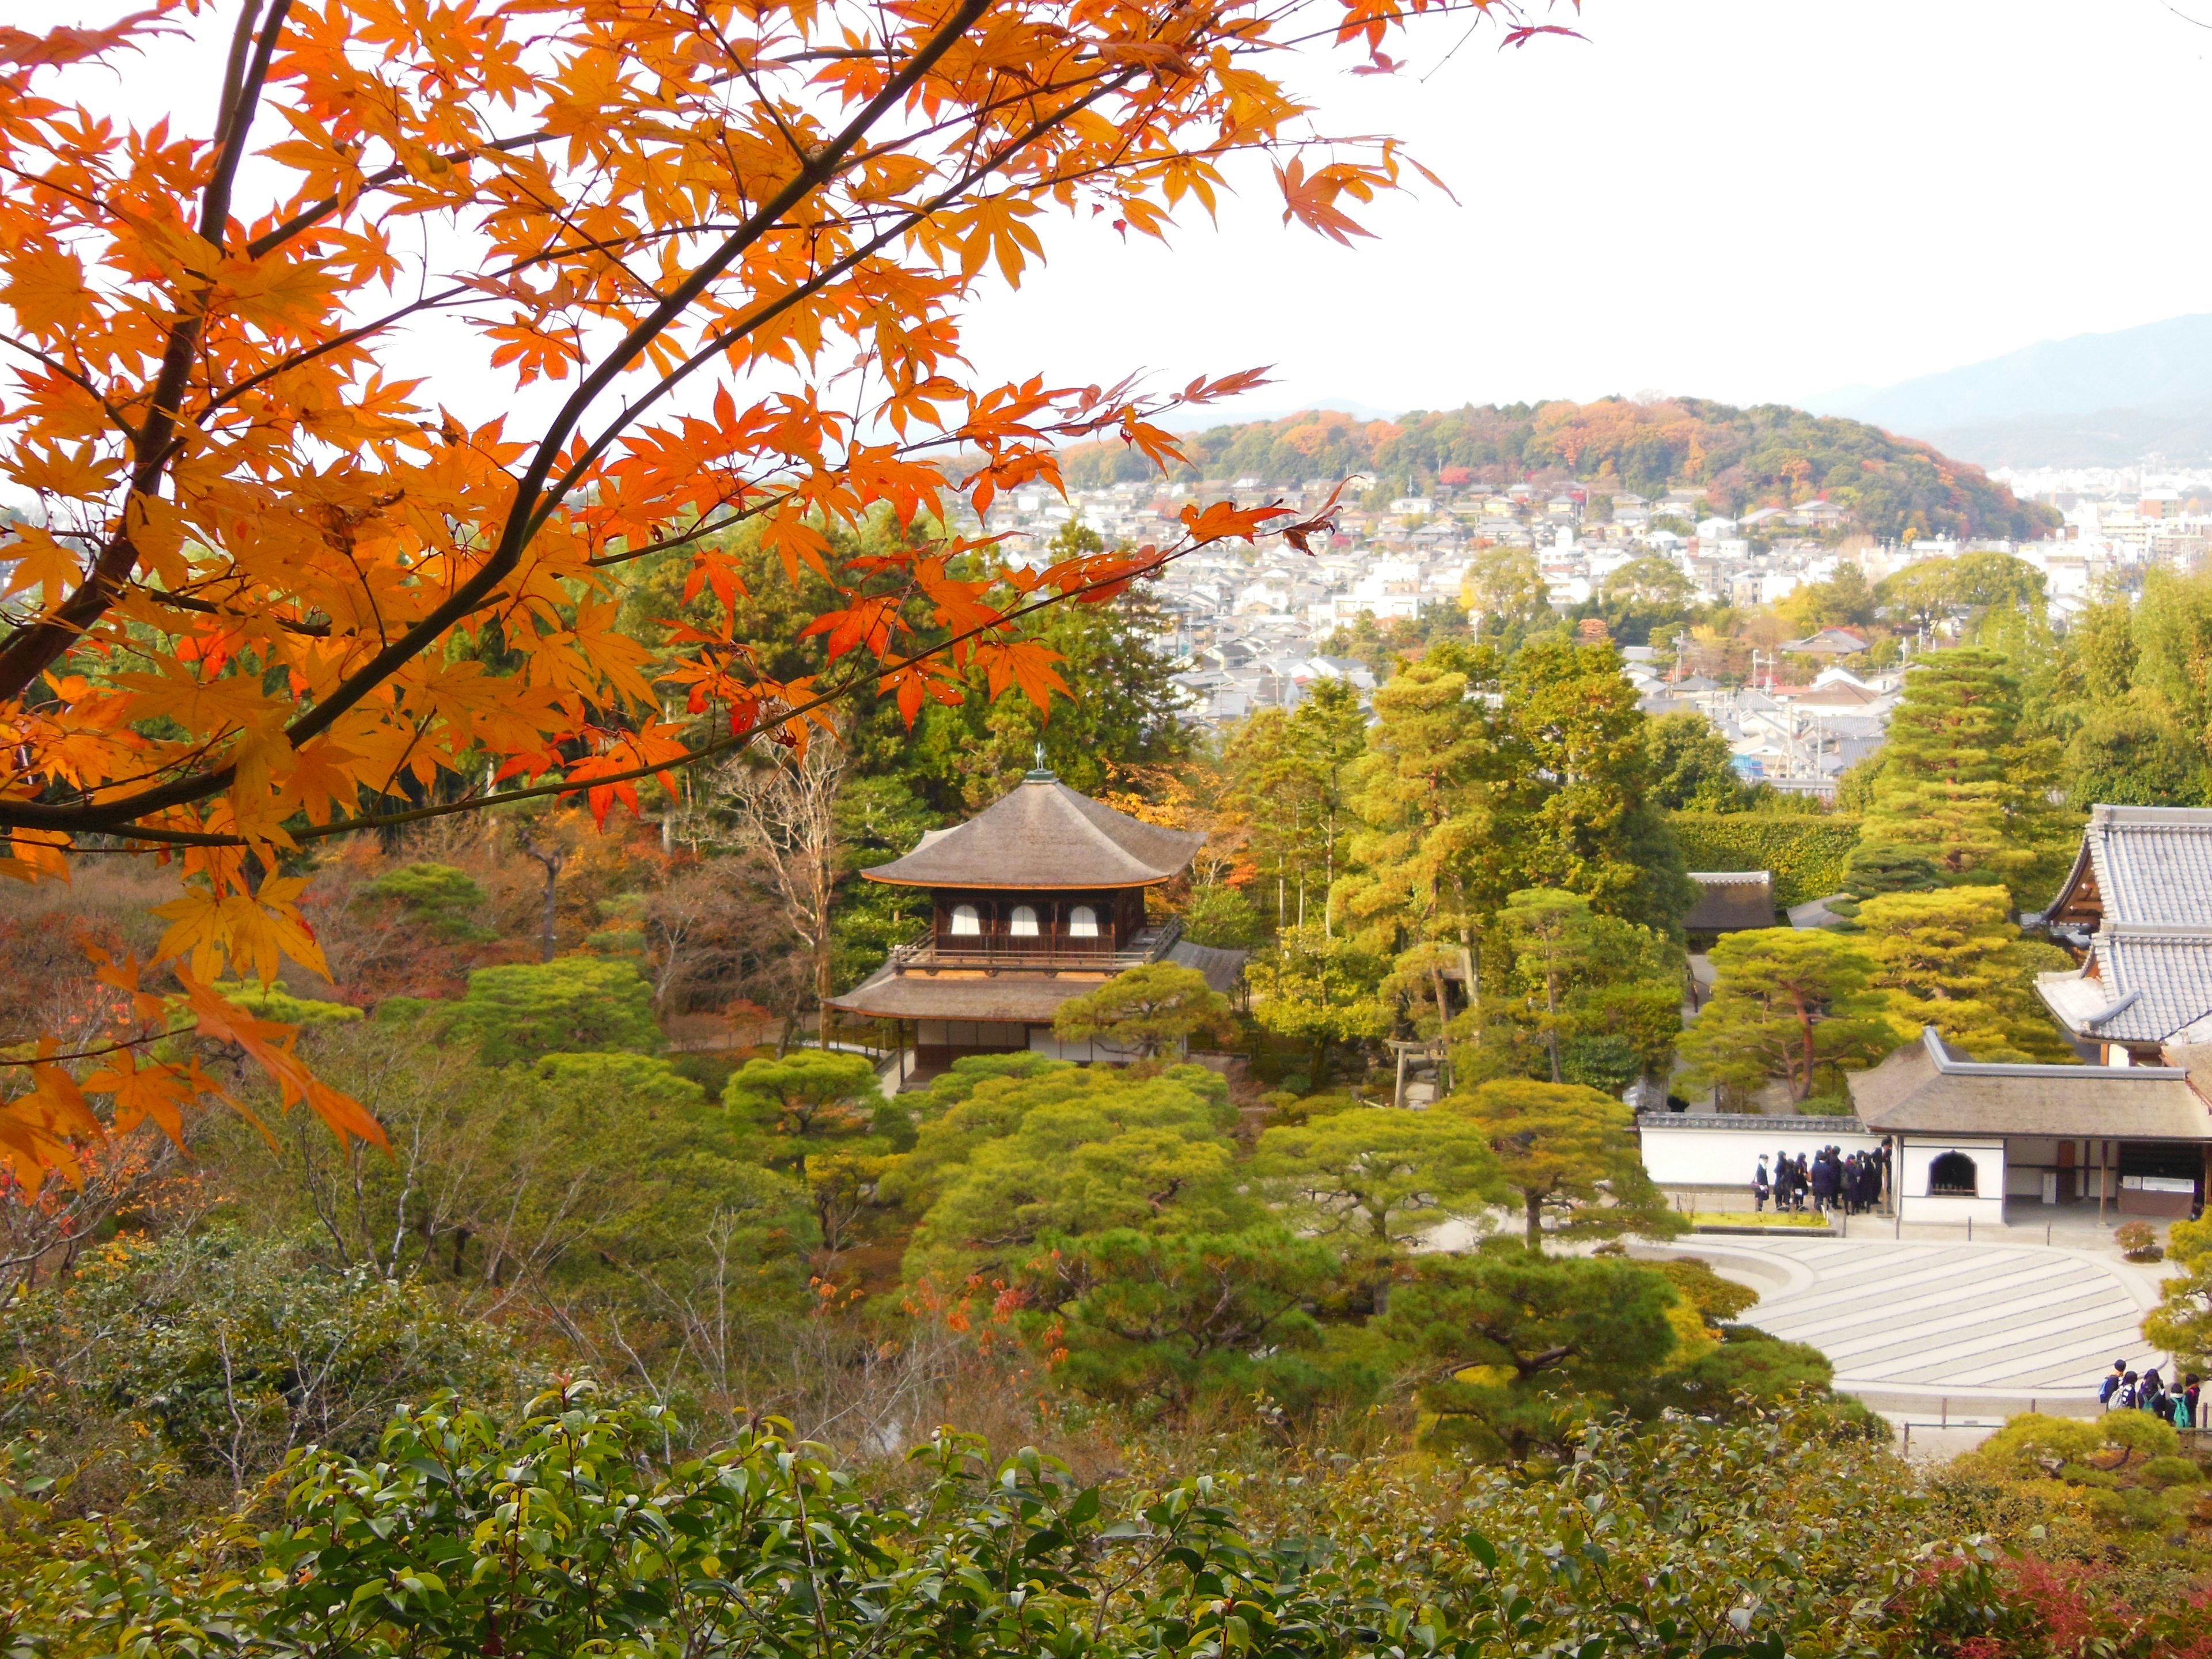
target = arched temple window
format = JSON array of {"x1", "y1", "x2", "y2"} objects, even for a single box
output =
[
  {"x1": 950, "y1": 903, "x2": 981, "y2": 936},
  {"x1": 1009, "y1": 904, "x2": 1039, "y2": 937},
  {"x1": 1067, "y1": 904, "x2": 1100, "y2": 938},
  {"x1": 1928, "y1": 1152, "x2": 1979, "y2": 1196}
]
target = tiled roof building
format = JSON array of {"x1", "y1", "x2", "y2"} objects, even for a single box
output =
[
  {"x1": 2039, "y1": 804, "x2": 2212, "y2": 1057},
  {"x1": 827, "y1": 768, "x2": 1244, "y2": 1085}
]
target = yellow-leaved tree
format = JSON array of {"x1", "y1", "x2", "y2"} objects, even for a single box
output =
[{"x1": 0, "y1": 0, "x2": 1566, "y2": 1186}]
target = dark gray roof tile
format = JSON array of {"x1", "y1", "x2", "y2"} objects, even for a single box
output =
[{"x1": 863, "y1": 778, "x2": 1205, "y2": 889}]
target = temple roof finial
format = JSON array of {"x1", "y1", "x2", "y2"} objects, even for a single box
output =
[{"x1": 1025, "y1": 740, "x2": 1055, "y2": 782}]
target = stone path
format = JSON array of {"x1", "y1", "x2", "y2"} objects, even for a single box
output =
[{"x1": 1657, "y1": 1235, "x2": 2171, "y2": 1416}]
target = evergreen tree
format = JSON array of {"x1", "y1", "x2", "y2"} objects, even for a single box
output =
[
  {"x1": 902, "y1": 1066, "x2": 1255, "y2": 1283},
  {"x1": 1222, "y1": 676, "x2": 1370, "y2": 933},
  {"x1": 444, "y1": 959, "x2": 663, "y2": 1066},
  {"x1": 1855, "y1": 887, "x2": 2076, "y2": 1063},
  {"x1": 2146, "y1": 1213, "x2": 2212, "y2": 1371},
  {"x1": 1857, "y1": 647, "x2": 2072, "y2": 894},
  {"x1": 1378, "y1": 1252, "x2": 1680, "y2": 1458},
  {"x1": 1646, "y1": 710, "x2": 1757, "y2": 812},
  {"x1": 1255, "y1": 1108, "x2": 1502, "y2": 1301},
  {"x1": 1677, "y1": 929, "x2": 1900, "y2": 1105},
  {"x1": 1051, "y1": 964, "x2": 1233, "y2": 1059},
  {"x1": 1338, "y1": 650, "x2": 1523, "y2": 1040},
  {"x1": 1505, "y1": 638, "x2": 1697, "y2": 932},
  {"x1": 722, "y1": 1051, "x2": 892, "y2": 1211},
  {"x1": 1247, "y1": 925, "x2": 1393, "y2": 1086},
  {"x1": 1474, "y1": 888, "x2": 1684, "y2": 1088},
  {"x1": 1012, "y1": 1226, "x2": 1349, "y2": 1410},
  {"x1": 1442, "y1": 1079, "x2": 1684, "y2": 1251}
]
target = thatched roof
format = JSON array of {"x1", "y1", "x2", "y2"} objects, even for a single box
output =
[
  {"x1": 862, "y1": 775, "x2": 1205, "y2": 890},
  {"x1": 1849, "y1": 1028, "x2": 2212, "y2": 1141},
  {"x1": 1684, "y1": 870, "x2": 1776, "y2": 933}
]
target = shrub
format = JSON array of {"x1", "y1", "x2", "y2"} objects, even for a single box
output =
[
  {"x1": 364, "y1": 861, "x2": 491, "y2": 938},
  {"x1": 1668, "y1": 811, "x2": 1862, "y2": 907},
  {"x1": 1, "y1": 1232, "x2": 517, "y2": 1487},
  {"x1": 2115, "y1": 1220, "x2": 2163, "y2": 1261},
  {"x1": 446, "y1": 957, "x2": 661, "y2": 1065},
  {"x1": 205, "y1": 980, "x2": 365, "y2": 1025},
  {"x1": 0, "y1": 1395, "x2": 1957, "y2": 1659},
  {"x1": 2142, "y1": 1454, "x2": 2204, "y2": 1487},
  {"x1": 1181, "y1": 884, "x2": 1266, "y2": 948}
]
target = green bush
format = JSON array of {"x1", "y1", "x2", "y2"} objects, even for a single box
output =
[
  {"x1": 206, "y1": 980, "x2": 365, "y2": 1026},
  {"x1": 365, "y1": 862, "x2": 491, "y2": 938},
  {"x1": 0, "y1": 1394, "x2": 1961, "y2": 1659},
  {"x1": 1181, "y1": 884, "x2": 1266, "y2": 948},
  {"x1": 1668, "y1": 812, "x2": 1862, "y2": 908},
  {"x1": 446, "y1": 957, "x2": 661, "y2": 1065},
  {"x1": 0, "y1": 1232, "x2": 516, "y2": 1485},
  {"x1": 2143, "y1": 1453, "x2": 2205, "y2": 1487}
]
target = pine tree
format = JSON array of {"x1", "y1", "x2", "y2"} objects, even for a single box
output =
[
  {"x1": 1854, "y1": 887, "x2": 2076, "y2": 1063},
  {"x1": 1857, "y1": 647, "x2": 2073, "y2": 895},
  {"x1": 1677, "y1": 929, "x2": 1902, "y2": 1106},
  {"x1": 1475, "y1": 888, "x2": 1683, "y2": 1089},
  {"x1": 1441, "y1": 1079, "x2": 1684, "y2": 1251},
  {"x1": 1338, "y1": 652, "x2": 1523, "y2": 1040},
  {"x1": 1505, "y1": 638, "x2": 1697, "y2": 931}
]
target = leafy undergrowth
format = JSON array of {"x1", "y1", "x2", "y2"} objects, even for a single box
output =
[{"x1": 2, "y1": 1388, "x2": 2207, "y2": 1659}]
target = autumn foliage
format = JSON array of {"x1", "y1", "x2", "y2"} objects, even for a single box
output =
[{"x1": 0, "y1": 0, "x2": 1559, "y2": 1184}]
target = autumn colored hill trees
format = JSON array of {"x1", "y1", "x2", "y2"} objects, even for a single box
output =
[
  {"x1": 1063, "y1": 396, "x2": 2061, "y2": 543},
  {"x1": 0, "y1": 0, "x2": 1543, "y2": 1188}
]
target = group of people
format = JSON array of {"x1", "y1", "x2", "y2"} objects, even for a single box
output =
[
  {"x1": 2100, "y1": 1359, "x2": 2202, "y2": 1427},
  {"x1": 1754, "y1": 1144, "x2": 1891, "y2": 1216}
]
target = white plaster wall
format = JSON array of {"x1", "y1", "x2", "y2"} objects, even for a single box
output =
[
  {"x1": 1027, "y1": 1028, "x2": 1146, "y2": 1064},
  {"x1": 1639, "y1": 1122, "x2": 1881, "y2": 1188},
  {"x1": 1899, "y1": 1192, "x2": 2007, "y2": 1226},
  {"x1": 1897, "y1": 1138, "x2": 2006, "y2": 1226}
]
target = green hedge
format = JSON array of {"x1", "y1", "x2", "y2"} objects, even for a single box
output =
[{"x1": 1668, "y1": 812, "x2": 1862, "y2": 910}]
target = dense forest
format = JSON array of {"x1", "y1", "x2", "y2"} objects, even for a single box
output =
[{"x1": 1060, "y1": 397, "x2": 2061, "y2": 544}]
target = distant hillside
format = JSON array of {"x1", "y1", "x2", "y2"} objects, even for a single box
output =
[
  {"x1": 1810, "y1": 314, "x2": 2212, "y2": 435},
  {"x1": 1063, "y1": 396, "x2": 2058, "y2": 543},
  {"x1": 1923, "y1": 400, "x2": 2212, "y2": 469}
]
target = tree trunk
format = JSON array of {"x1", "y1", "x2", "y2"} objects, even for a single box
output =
[
  {"x1": 1544, "y1": 970, "x2": 1562, "y2": 1085},
  {"x1": 1525, "y1": 1188, "x2": 1546, "y2": 1252},
  {"x1": 539, "y1": 863, "x2": 558, "y2": 961},
  {"x1": 518, "y1": 840, "x2": 566, "y2": 962}
]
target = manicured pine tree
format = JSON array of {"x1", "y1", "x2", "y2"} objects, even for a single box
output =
[
  {"x1": 1856, "y1": 647, "x2": 2073, "y2": 895},
  {"x1": 1677, "y1": 928, "x2": 1902, "y2": 1106},
  {"x1": 1854, "y1": 886, "x2": 2077, "y2": 1063},
  {"x1": 1441, "y1": 1079, "x2": 1685, "y2": 1251}
]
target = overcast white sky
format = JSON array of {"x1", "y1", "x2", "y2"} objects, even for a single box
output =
[
  {"x1": 961, "y1": 0, "x2": 2212, "y2": 419},
  {"x1": 17, "y1": 0, "x2": 2212, "y2": 429}
]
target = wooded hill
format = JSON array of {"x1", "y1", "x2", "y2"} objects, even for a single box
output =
[{"x1": 1063, "y1": 396, "x2": 2061, "y2": 545}]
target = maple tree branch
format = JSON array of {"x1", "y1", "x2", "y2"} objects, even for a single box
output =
[
  {"x1": 126, "y1": 586, "x2": 333, "y2": 637},
  {"x1": 529, "y1": 63, "x2": 1152, "y2": 547},
  {"x1": 54, "y1": 521, "x2": 1284, "y2": 847},
  {"x1": 0, "y1": 0, "x2": 1000, "y2": 835},
  {"x1": 0, "y1": 0, "x2": 297, "y2": 704},
  {"x1": 0, "y1": 1026, "x2": 192, "y2": 1069}
]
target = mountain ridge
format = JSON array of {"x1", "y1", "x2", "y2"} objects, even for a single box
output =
[{"x1": 1807, "y1": 314, "x2": 2212, "y2": 437}]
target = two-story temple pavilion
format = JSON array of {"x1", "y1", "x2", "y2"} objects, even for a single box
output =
[{"x1": 824, "y1": 765, "x2": 1246, "y2": 1082}]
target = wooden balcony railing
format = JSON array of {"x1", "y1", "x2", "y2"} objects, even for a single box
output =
[{"x1": 888, "y1": 919, "x2": 1181, "y2": 972}]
